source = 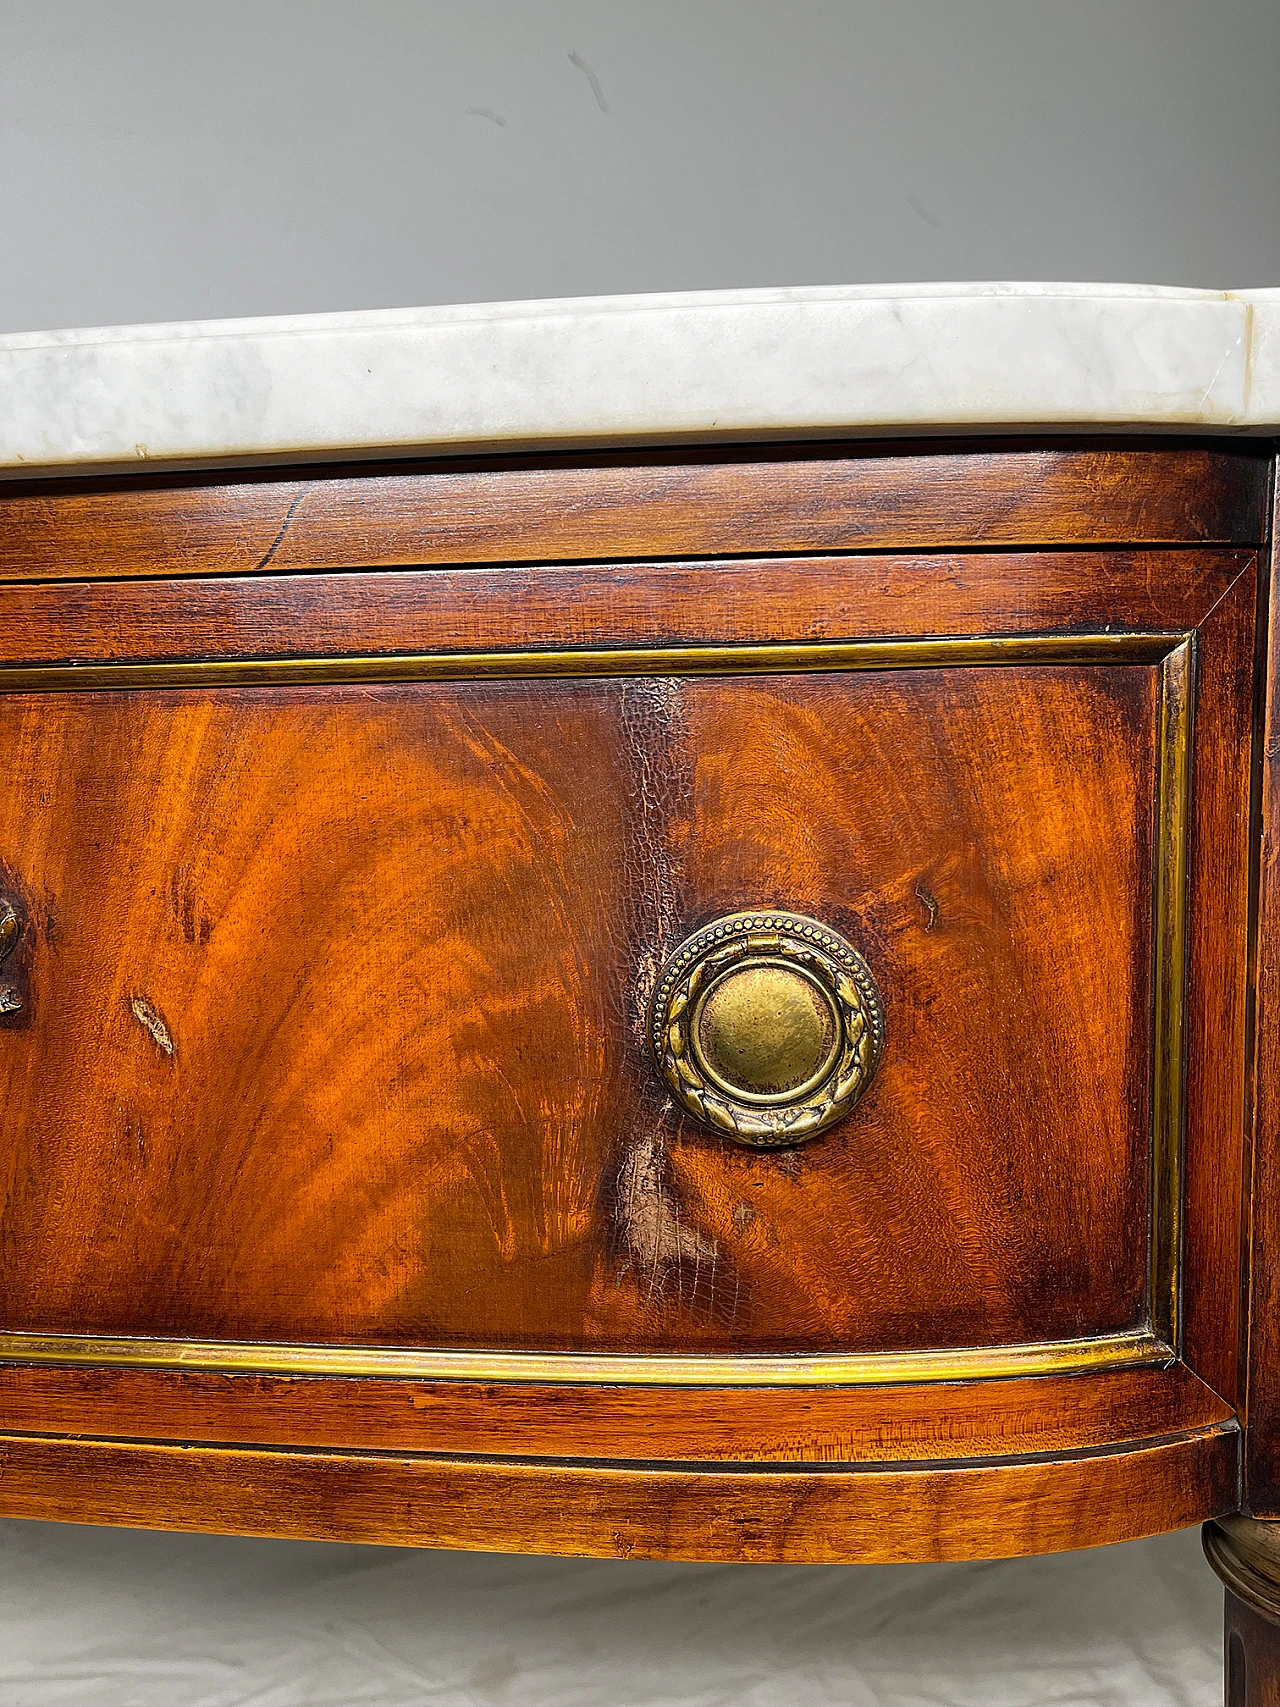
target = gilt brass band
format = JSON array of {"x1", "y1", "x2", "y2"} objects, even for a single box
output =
[
  {"x1": 0, "y1": 1325, "x2": 1168, "y2": 1387},
  {"x1": 649, "y1": 911, "x2": 884, "y2": 1147}
]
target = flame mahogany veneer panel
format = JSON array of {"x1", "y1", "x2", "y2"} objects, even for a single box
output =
[{"x1": 0, "y1": 664, "x2": 1154, "y2": 1353}]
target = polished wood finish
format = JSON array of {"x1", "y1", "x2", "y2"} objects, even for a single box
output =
[
  {"x1": 0, "y1": 664, "x2": 1159, "y2": 1354},
  {"x1": 1246, "y1": 463, "x2": 1280, "y2": 1511},
  {"x1": 1224, "y1": 1599, "x2": 1280, "y2": 1707},
  {"x1": 0, "y1": 549, "x2": 1251, "y2": 664},
  {"x1": 0, "y1": 1422, "x2": 1238, "y2": 1562},
  {"x1": 1183, "y1": 568, "x2": 1259, "y2": 1408},
  {"x1": 0, "y1": 439, "x2": 1267, "y2": 1574},
  {"x1": 0, "y1": 443, "x2": 1266, "y2": 586},
  {"x1": 1206, "y1": 1519, "x2": 1280, "y2": 1704},
  {"x1": 0, "y1": 1361, "x2": 1232, "y2": 1461}
]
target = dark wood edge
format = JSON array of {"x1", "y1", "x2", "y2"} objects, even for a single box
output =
[
  {"x1": 1245, "y1": 459, "x2": 1280, "y2": 1508},
  {"x1": 0, "y1": 445, "x2": 1268, "y2": 585},
  {"x1": 1177, "y1": 566, "x2": 1259, "y2": 1402},
  {"x1": 0, "y1": 1358, "x2": 1234, "y2": 1464},
  {"x1": 0, "y1": 434, "x2": 1271, "y2": 499},
  {"x1": 0, "y1": 1423, "x2": 1240, "y2": 1563}
]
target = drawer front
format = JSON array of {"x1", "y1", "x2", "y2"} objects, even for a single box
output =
[
  {"x1": 0, "y1": 643, "x2": 1166, "y2": 1359},
  {"x1": 0, "y1": 445, "x2": 1261, "y2": 1562}
]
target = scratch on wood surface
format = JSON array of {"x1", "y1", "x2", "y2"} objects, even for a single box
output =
[
  {"x1": 126, "y1": 1117, "x2": 147, "y2": 1166},
  {"x1": 252, "y1": 483, "x2": 313, "y2": 572},
  {"x1": 130, "y1": 993, "x2": 175, "y2": 1058},
  {"x1": 915, "y1": 881, "x2": 940, "y2": 930},
  {"x1": 616, "y1": 1131, "x2": 715, "y2": 1299},
  {"x1": 612, "y1": 677, "x2": 743, "y2": 1324}
]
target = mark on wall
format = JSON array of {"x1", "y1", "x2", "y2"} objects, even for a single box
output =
[{"x1": 568, "y1": 51, "x2": 609, "y2": 114}]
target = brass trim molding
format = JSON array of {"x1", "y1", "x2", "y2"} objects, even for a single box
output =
[
  {"x1": 0, "y1": 631, "x2": 1176, "y2": 694},
  {"x1": 1205, "y1": 1518, "x2": 1280, "y2": 1625},
  {"x1": 1150, "y1": 639, "x2": 1193, "y2": 1348},
  {"x1": 0, "y1": 627, "x2": 1191, "y2": 1388},
  {"x1": 0, "y1": 1327, "x2": 1171, "y2": 1388}
]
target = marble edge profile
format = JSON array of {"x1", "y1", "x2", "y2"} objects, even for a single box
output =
[{"x1": 1, "y1": 283, "x2": 1278, "y2": 475}]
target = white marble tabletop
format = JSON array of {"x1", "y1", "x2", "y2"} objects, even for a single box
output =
[{"x1": 1, "y1": 282, "x2": 1277, "y2": 475}]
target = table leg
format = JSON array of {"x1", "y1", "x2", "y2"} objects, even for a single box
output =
[{"x1": 1205, "y1": 1518, "x2": 1280, "y2": 1704}]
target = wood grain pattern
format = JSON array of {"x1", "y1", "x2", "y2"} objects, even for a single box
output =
[
  {"x1": 0, "y1": 1361, "x2": 1232, "y2": 1462},
  {"x1": 1246, "y1": 460, "x2": 1280, "y2": 1510},
  {"x1": 0, "y1": 664, "x2": 1156, "y2": 1354},
  {"x1": 1225, "y1": 1596, "x2": 1280, "y2": 1707},
  {"x1": 0, "y1": 444, "x2": 1267, "y2": 585},
  {"x1": 1180, "y1": 567, "x2": 1258, "y2": 1405},
  {"x1": 0, "y1": 1423, "x2": 1239, "y2": 1561},
  {"x1": 0, "y1": 440, "x2": 1264, "y2": 1568},
  {"x1": 1209, "y1": 1519, "x2": 1280, "y2": 1707},
  {"x1": 0, "y1": 550, "x2": 1250, "y2": 667}
]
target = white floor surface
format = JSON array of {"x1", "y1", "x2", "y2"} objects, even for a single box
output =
[{"x1": 0, "y1": 1520, "x2": 1224, "y2": 1707}]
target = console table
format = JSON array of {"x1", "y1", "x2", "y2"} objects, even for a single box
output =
[{"x1": 2, "y1": 283, "x2": 1279, "y2": 1701}]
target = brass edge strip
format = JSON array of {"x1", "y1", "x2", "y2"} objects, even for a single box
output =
[
  {"x1": 0, "y1": 631, "x2": 1176, "y2": 693},
  {"x1": 0, "y1": 1329, "x2": 1170, "y2": 1387},
  {"x1": 1151, "y1": 638, "x2": 1194, "y2": 1349}
]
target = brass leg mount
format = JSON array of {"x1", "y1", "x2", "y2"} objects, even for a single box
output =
[{"x1": 1206, "y1": 1517, "x2": 1280, "y2": 1626}]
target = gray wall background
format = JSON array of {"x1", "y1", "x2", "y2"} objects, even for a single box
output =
[
  {"x1": 2, "y1": 0, "x2": 1279, "y2": 336},
  {"x1": 0, "y1": 4, "x2": 1277, "y2": 1703}
]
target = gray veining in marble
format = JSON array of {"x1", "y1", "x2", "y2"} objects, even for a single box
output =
[{"x1": 2, "y1": 283, "x2": 1277, "y2": 473}]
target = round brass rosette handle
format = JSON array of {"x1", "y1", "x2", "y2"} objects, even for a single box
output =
[{"x1": 648, "y1": 911, "x2": 885, "y2": 1148}]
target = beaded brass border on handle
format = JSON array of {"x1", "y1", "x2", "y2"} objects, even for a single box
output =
[{"x1": 648, "y1": 911, "x2": 885, "y2": 1147}]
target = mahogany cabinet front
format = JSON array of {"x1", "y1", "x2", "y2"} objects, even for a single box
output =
[{"x1": 0, "y1": 442, "x2": 1277, "y2": 1624}]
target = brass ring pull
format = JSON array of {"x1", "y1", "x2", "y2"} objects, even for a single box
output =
[{"x1": 648, "y1": 911, "x2": 884, "y2": 1148}]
